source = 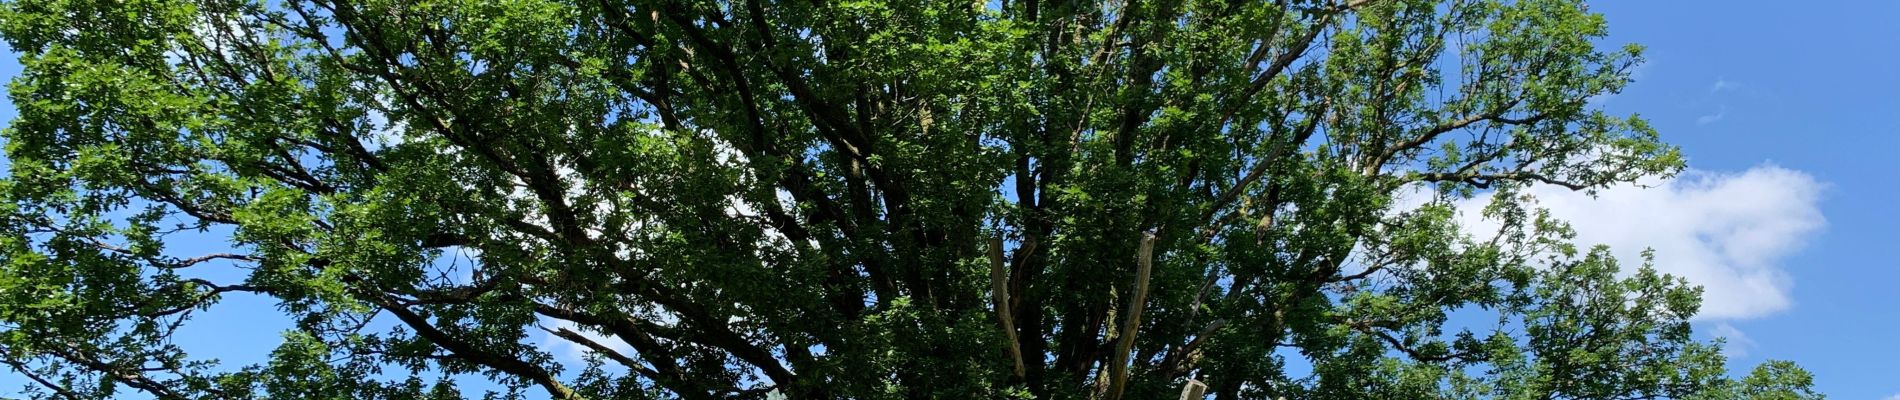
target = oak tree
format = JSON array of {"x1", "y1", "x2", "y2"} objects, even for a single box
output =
[{"x1": 0, "y1": 0, "x2": 1820, "y2": 398}]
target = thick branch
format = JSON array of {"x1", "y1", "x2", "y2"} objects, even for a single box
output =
[
  {"x1": 1105, "y1": 232, "x2": 1158, "y2": 400},
  {"x1": 988, "y1": 236, "x2": 1026, "y2": 380},
  {"x1": 378, "y1": 300, "x2": 580, "y2": 400},
  {"x1": 0, "y1": 352, "x2": 83, "y2": 400},
  {"x1": 539, "y1": 325, "x2": 658, "y2": 377}
]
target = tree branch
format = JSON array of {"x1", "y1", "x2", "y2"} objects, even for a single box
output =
[
  {"x1": 988, "y1": 236, "x2": 1026, "y2": 381},
  {"x1": 1410, "y1": 171, "x2": 1588, "y2": 190},
  {"x1": 377, "y1": 300, "x2": 581, "y2": 400},
  {"x1": 1105, "y1": 232, "x2": 1158, "y2": 400}
]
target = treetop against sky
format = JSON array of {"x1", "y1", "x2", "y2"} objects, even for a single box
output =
[{"x1": 2, "y1": 0, "x2": 1894, "y2": 399}]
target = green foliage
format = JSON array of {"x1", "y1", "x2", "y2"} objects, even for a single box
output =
[
  {"x1": 1686, "y1": 360, "x2": 1823, "y2": 400},
  {"x1": 0, "y1": 0, "x2": 1817, "y2": 398}
]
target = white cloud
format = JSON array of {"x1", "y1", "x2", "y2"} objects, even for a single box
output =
[
  {"x1": 1708, "y1": 322, "x2": 1755, "y2": 357},
  {"x1": 1692, "y1": 77, "x2": 1742, "y2": 125},
  {"x1": 1708, "y1": 77, "x2": 1741, "y2": 94},
  {"x1": 1446, "y1": 164, "x2": 1825, "y2": 320},
  {"x1": 1696, "y1": 105, "x2": 1727, "y2": 125},
  {"x1": 1882, "y1": 394, "x2": 1900, "y2": 400}
]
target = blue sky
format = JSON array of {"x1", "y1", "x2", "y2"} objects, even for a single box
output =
[
  {"x1": 1, "y1": 0, "x2": 1898, "y2": 398},
  {"x1": 1581, "y1": 1, "x2": 1900, "y2": 398}
]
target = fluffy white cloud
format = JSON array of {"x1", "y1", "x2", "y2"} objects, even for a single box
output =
[{"x1": 1445, "y1": 164, "x2": 1825, "y2": 320}]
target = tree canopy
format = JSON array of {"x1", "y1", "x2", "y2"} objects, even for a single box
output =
[{"x1": 0, "y1": 0, "x2": 1822, "y2": 398}]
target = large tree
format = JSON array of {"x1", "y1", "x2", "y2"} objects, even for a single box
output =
[{"x1": 0, "y1": 0, "x2": 1820, "y2": 398}]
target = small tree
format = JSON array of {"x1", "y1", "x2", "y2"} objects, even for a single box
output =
[{"x1": 0, "y1": 0, "x2": 1818, "y2": 398}]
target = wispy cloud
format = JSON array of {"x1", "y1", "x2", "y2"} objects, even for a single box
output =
[
  {"x1": 1709, "y1": 322, "x2": 1756, "y2": 357},
  {"x1": 1694, "y1": 77, "x2": 1740, "y2": 125},
  {"x1": 1696, "y1": 105, "x2": 1727, "y2": 125},
  {"x1": 1708, "y1": 76, "x2": 1741, "y2": 94}
]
